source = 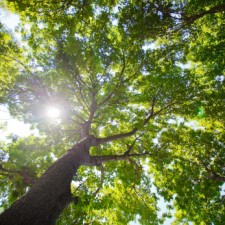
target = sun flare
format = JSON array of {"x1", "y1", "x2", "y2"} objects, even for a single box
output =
[{"x1": 47, "y1": 107, "x2": 60, "y2": 118}]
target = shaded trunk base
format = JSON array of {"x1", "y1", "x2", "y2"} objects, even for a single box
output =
[{"x1": 0, "y1": 148, "x2": 85, "y2": 225}]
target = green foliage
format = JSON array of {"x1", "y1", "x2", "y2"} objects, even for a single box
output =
[
  {"x1": 1, "y1": 0, "x2": 225, "y2": 224},
  {"x1": 0, "y1": 23, "x2": 22, "y2": 102}
]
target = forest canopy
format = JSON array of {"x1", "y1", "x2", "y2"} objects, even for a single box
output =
[{"x1": 0, "y1": 0, "x2": 225, "y2": 224}]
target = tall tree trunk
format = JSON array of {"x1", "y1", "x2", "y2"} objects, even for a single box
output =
[
  {"x1": 0, "y1": 132, "x2": 148, "y2": 224},
  {"x1": 0, "y1": 138, "x2": 91, "y2": 225}
]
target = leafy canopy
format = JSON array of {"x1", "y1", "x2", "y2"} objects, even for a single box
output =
[{"x1": 1, "y1": 0, "x2": 225, "y2": 224}]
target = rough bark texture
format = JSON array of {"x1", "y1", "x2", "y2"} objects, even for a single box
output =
[{"x1": 0, "y1": 138, "x2": 91, "y2": 225}]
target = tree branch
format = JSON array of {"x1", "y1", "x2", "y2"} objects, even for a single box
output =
[
  {"x1": 183, "y1": 4, "x2": 225, "y2": 25},
  {"x1": 93, "y1": 164, "x2": 104, "y2": 196},
  {"x1": 204, "y1": 165, "x2": 225, "y2": 183},
  {"x1": 85, "y1": 152, "x2": 155, "y2": 166},
  {"x1": 92, "y1": 128, "x2": 138, "y2": 146},
  {"x1": 0, "y1": 164, "x2": 37, "y2": 186},
  {"x1": 123, "y1": 132, "x2": 145, "y2": 155},
  {"x1": 89, "y1": 100, "x2": 175, "y2": 146}
]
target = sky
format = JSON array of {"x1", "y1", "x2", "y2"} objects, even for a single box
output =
[
  {"x1": 0, "y1": 7, "x2": 19, "y2": 30},
  {"x1": 0, "y1": 105, "x2": 40, "y2": 141}
]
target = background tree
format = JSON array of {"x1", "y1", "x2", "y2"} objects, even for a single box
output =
[{"x1": 0, "y1": 0, "x2": 225, "y2": 224}]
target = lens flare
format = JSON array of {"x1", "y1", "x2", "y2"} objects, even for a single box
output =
[{"x1": 47, "y1": 107, "x2": 60, "y2": 118}]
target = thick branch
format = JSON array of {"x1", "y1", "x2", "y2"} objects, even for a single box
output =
[
  {"x1": 85, "y1": 93, "x2": 98, "y2": 132},
  {"x1": 204, "y1": 165, "x2": 225, "y2": 183},
  {"x1": 0, "y1": 164, "x2": 37, "y2": 186},
  {"x1": 183, "y1": 4, "x2": 225, "y2": 25},
  {"x1": 85, "y1": 152, "x2": 154, "y2": 166},
  {"x1": 91, "y1": 128, "x2": 138, "y2": 146}
]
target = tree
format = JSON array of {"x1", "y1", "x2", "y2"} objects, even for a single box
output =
[{"x1": 0, "y1": 0, "x2": 225, "y2": 224}]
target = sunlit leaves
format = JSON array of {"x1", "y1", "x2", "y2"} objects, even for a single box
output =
[
  {"x1": 149, "y1": 125, "x2": 225, "y2": 224},
  {"x1": 0, "y1": 24, "x2": 22, "y2": 102},
  {"x1": 1, "y1": 0, "x2": 225, "y2": 224}
]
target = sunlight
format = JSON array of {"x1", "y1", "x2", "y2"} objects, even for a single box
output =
[
  {"x1": 0, "y1": 8, "x2": 20, "y2": 30},
  {"x1": 47, "y1": 107, "x2": 60, "y2": 119},
  {"x1": 0, "y1": 105, "x2": 39, "y2": 140}
]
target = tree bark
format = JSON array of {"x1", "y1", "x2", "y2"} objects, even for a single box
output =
[
  {"x1": 0, "y1": 137, "x2": 91, "y2": 225},
  {"x1": 0, "y1": 116, "x2": 157, "y2": 224}
]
